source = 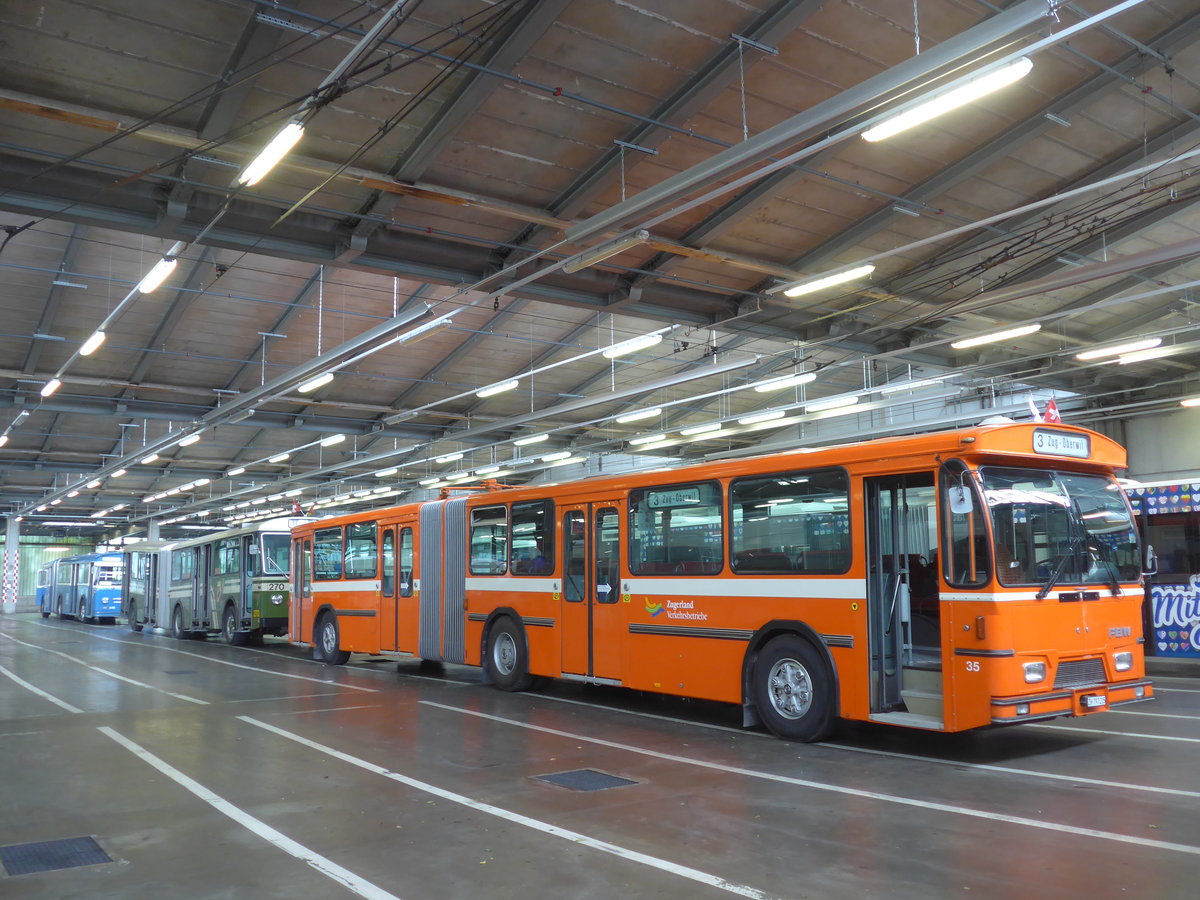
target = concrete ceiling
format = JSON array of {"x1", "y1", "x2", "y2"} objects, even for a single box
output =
[{"x1": 2, "y1": 0, "x2": 1200, "y2": 538}]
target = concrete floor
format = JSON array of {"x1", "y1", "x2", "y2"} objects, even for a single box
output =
[{"x1": 2, "y1": 611, "x2": 1198, "y2": 899}]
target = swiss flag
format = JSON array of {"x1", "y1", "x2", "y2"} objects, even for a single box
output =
[
  {"x1": 1043, "y1": 397, "x2": 1062, "y2": 424},
  {"x1": 292, "y1": 499, "x2": 304, "y2": 515}
]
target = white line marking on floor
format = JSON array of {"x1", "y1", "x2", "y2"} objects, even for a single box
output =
[
  {"x1": 98, "y1": 726, "x2": 402, "y2": 900},
  {"x1": 32, "y1": 622, "x2": 378, "y2": 693},
  {"x1": 1152, "y1": 686, "x2": 1200, "y2": 694},
  {"x1": 419, "y1": 701, "x2": 1200, "y2": 858},
  {"x1": 239, "y1": 715, "x2": 775, "y2": 899},
  {"x1": 0, "y1": 662, "x2": 83, "y2": 713},
  {"x1": 1109, "y1": 708, "x2": 1200, "y2": 721},
  {"x1": 821, "y1": 742, "x2": 1200, "y2": 800},
  {"x1": 1, "y1": 633, "x2": 207, "y2": 704},
  {"x1": 224, "y1": 692, "x2": 346, "y2": 704},
  {"x1": 1031, "y1": 723, "x2": 1200, "y2": 743},
  {"x1": 529, "y1": 690, "x2": 757, "y2": 736}
]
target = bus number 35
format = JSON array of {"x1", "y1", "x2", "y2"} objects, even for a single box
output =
[{"x1": 965, "y1": 660, "x2": 981, "y2": 672}]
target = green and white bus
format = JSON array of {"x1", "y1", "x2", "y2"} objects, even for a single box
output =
[{"x1": 127, "y1": 519, "x2": 306, "y2": 644}]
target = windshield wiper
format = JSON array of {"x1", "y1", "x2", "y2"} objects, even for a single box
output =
[{"x1": 1036, "y1": 534, "x2": 1084, "y2": 600}]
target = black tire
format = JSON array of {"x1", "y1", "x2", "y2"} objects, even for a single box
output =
[
  {"x1": 487, "y1": 616, "x2": 533, "y2": 692},
  {"x1": 78, "y1": 596, "x2": 91, "y2": 624},
  {"x1": 56, "y1": 596, "x2": 65, "y2": 620},
  {"x1": 315, "y1": 613, "x2": 350, "y2": 665},
  {"x1": 40, "y1": 607, "x2": 50, "y2": 619},
  {"x1": 752, "y1": 635, "x2": 834, "y2": 742},
  {"x1": 128, "y1": 601, "x2": 143, "y2": 632},
  {"x1": 170, "y1": 605, "x2": 188, "y2": 640},
  {"x1": 222, "y1": 606, "x2": 248, "y2": 646}
]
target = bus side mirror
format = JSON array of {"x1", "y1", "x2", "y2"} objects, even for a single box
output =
[
  {"x1": 1144, "y1": 544, "x2": 1158, "y2": 576},
  {"x1": 949, "y1": 483, "x2": 974, "y2": 516}
]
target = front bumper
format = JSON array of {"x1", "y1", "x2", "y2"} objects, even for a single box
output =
[{"x1": 990, "y1": 679, "x2": 1154, "y2": 724}]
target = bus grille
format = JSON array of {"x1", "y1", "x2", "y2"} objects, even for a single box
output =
[{"x1": 1054, "y1": 657, "x2": 1106, "y2": 689}]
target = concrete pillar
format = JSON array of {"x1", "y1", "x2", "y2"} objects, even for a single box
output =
[
  {"x1": 2, "y1": 516, "x2": 19, "y2": 614},
  {"x1": 147, "y1": 519, "x2": 160, "y2": 541}
]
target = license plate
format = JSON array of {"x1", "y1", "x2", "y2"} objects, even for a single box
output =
[{"x1": 1083, "y1": 694, "x2": 1107, "y2": 708}]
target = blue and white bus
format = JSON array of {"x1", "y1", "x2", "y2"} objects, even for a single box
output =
[{"x1": 43, "y1": 552, "x2": 125, "y2": 623}]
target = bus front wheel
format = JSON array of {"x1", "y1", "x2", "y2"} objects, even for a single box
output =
[
  {"x1": 487, "y1": 617, "x2": 533, "y2": 692},
  {"x1": 128, "y1": 602, "x2": 143, "y2": 632},
  {"x1": 315, "y1": 614, "x2": 350, "y2": 665},
  {"x1": 78, "y1": 596, "x2": 91, "y2": 624},
  {"x1": 752, "y1": 635, "x2": 834, "y2": 742},
  {"x1": 222, "y1": 606, "x2": 248, "y2": 647}
]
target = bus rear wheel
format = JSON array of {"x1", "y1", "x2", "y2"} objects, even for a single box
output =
[
  {"x1": 170, "y1": 605, "x2": 188, "y2": 640},
  {"x1": 222, "y1": 606, "x2": 248, "y2": 647},
  {"x1": 128, "y1": 602, "x2": 143, "y2": 632},
  {"x1": 752, "y1": 635, "x2": 834, "y2": 742},
  {"x1": 487, "y1": 616, "x2": 533, "y2": 692},
  {"x1": 316, "y1": 613, "x2": 350, "y2": 665}
]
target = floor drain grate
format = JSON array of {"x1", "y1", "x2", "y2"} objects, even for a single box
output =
[
  {"x1": 535, "y1": 769, "x2": 638, "y2": 791},
  {"x1": 0, "y1": 836, "x2": 111, "y2": 876}
]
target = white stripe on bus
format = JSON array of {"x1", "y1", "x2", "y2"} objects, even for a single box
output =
[{"x1": 311, "y1": 580, "x2": 380, "y2": 593}]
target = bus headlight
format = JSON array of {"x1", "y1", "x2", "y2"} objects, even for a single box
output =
[
  {"x1": 270, "y1": 593, "x2": 285, "y2": 605},
  {"x1": 1023, "y1": 662, "x2": 1047, "y2": 683},
  {"x1": 1114, "y1": 651, "x2": 1133, "y2": 672}
]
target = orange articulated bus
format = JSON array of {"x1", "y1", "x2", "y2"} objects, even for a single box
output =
[{"x1": 289, "y1": 421, "x2": 1152, "y2": 741}]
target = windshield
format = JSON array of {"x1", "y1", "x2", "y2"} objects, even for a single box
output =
[
  {"x1": 259, "y1": 533, "x2": 291, "y2": 575},
  {"x1": 981, "y1": 467, "x2": 1140, "y2": 588}
]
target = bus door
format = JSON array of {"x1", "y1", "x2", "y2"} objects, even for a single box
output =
[
  {"x1": 380, "y1": 527, "x2": 398, "y2": 652},
  {"x1": 241, "y1": 533, "x2": 256, "y2": 631},
  {"x1": 560, "y1": 503, "x2": 623, "y2": 682},
  {"x1": 192, "y1": 545, "x2": 210, "y2": 626},
  {"x1": 865, "y1": 473, "x2": 939, "y2": 716}
]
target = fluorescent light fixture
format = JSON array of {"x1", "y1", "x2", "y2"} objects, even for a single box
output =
[
  {"x1": 67, "y1": 490, "x2": 79, "y2": 498},
  {"x1": 436, "y1": 452, "x2": 464, "y2": 464},
  {"x1": 111, "y1": 468, "x2": 127, "y2": 478},
  {"x1": 602, "y1": 332, "x2": 664, "y2": 359},
  {"x1": 549, "y1": 455, "x2": 585, "y2": 467},
  {"x1": 79, "y1": 331, "x2": 106, "y2": 356},
  {"x1": 237, "y1": 120, "x2": 304, "y2": 186},
  {"x1": 615, "y1": 407, "x2": 661, "y2": 424},
  {"x1": 447, "y1": 472, "x2": 474, "y2": 482},
  {"x1": 806, "y1": 394, "x2": 860, "y2": 412},
  {"x1": 268, "y1": 453, "x2": 290, "y2": 464},
  {"x1": 879, "y1": 377, "x2": 944, "y2": 394},
  {"x1": 1117, "y1": 346, "x2": 1176, "y2": 365},
  {"x1": 1076, "y1": 338, "x2": 1163, "y2": 361},
  {"x1": 476, "y1": 379, "x2": 520, "y2": 398},
  {"x1": 780, "y1": 264, "x2": 875, "y2": 299},
  {"x1": 297, "y1": 372, "x2": 334, "y2": 394},
  {"x1": 226, "y1": 466, "x2": 246, "y2": 477},
  {"x1": 476, "y1": 465, "x2": 501, "y2": 475},
  {"x1": 374, "y1": 467, "x2": 398, "y2": 478},
  {"x1": 373, "y1": 486, "x2": 391, "y2": 494},
  {"x1": 0, "y1": 435, "x2": 7, "y2": 448},
  {"x1": 194, "y1": 478, "x2": 210, "y2": 487},
  {"x1": 319, "y1": 434, "x2": 346, "y2": 447},
  {"x1": 514, "y1": 433, "x2": 549, "y2": 446},
  {"x1": 1182, "y1": 397, "x2": 1200, "y2": 408},
  {"x1": 140, "y1": 453, "x2": 159, "y2": 464},
  {"x1": 110, "y1": 503, "x2": 127, "y2": 512},
  {"x1": 40, "y1": 378, "x2": 62, "y2": 397},
  {"x1": 862, "y1": 57, "x2": 1033, "y2": 142},
  {"x1": 680, "y1": 422, "x2": 723, "y2": 436},
  {"x1": 950, "y1": 323, "x2": 1041, "y2": 349},
  {"x1": 419, "y1": 477, "x2": 440, "y2": 486},
  {"x1": 178, "y1": 432, "x2": 202, "y2": 447},
  {"x1": 36, "y1": 505, "x2": 47, "y2": 512},
  {"x1": 562, "y1": 230, "x2": 650, "y2": 274},
  {"x1": 50, "y1": 498, "x2": 62, "y2": 506},
  {"x1": 86, "y1": 479, "x2": 101, "y2": 488},
  {"x1": 738, "y1": 409, "x2": 786, "y2": 425},
  {"x1": 629, "y1": 432, "x2": 668, "y2": 445},
  {"x1": 753, "y1": 371, "x2": 816, "y2": 393},
  {"x1": 137, "y1": 256, "x2": 178, "y2": 294},
  {"x1": 541, "y1": 450, "x2": 572, "y2": 461}
]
